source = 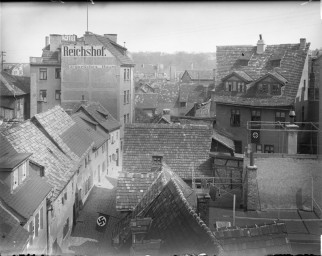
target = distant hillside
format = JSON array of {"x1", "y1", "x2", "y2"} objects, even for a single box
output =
[{"x1": 130, "y1": 51, "x2": 216, "y2": 72}]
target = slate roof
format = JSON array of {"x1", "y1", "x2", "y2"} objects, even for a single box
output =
[
  {"x1": 214, "y1": 41, "x2": 310, "y2": 106},
  {"x1": 84, "y1": 33, "x2": 135, "y2": 66},
  {"x1": 0, "y1": 134, "x2": 32, "y2": 170},
  {"x1": 0, "y1": 120, "x2": 78, "y2": 201},
  {"x1": 214, "y1": 222, "x2": 291, "y2": 256},
  {"x1": 123, "y1": 123, "x2": 213, "y2": 179},
  {"x1": 0, "y1": 204, "x2": 29, "y2": 254},
  {"x1": 72, "y1": 111, "x2": 108, "y2": 150},
  {"x1": 113, "y1": 164, "x2": 221, "y2": 255},
  {"x1": 135, "y1": 93, "x2": 159, "y2": 109},
  {"x1": 34, "y1": 106, "x2": 94, "y2": 159},
  {"x1": 212, "y1": 130, "x2": 235, "y2": 152},
  {"x1": 0, "y1": 168, "x2": 52, "y2": 222},
  {"x1": 0, "y1": 72, "x2": 27, "y2": 97},
  {"x1": 76, "y1": 102, "x2": 121, "y2": 132},
  {"x1": 184, "y1": 70, "x2": 214, "y2": 81}
]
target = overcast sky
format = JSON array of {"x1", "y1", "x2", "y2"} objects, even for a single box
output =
[{"x1": 1, "y1": 1, "x2": 322, "y2": 63}]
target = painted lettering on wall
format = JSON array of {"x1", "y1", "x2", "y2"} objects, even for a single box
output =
[
  {"x1": 62, "y1": 45, "x2": 109, "y2": 57},
  {"x1": 62, "y1": 35, "x2": 76, "y2": 42},
  {"x1": 68, "y1": 65, "x2": 116, "y2": 69}
]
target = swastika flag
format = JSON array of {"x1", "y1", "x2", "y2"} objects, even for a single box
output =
[
  {"x1": 251, "y1": 130, "x2": 260, "y2": 143},
  {"x1": 95, "y1": 213, "x2": 109, "y2": 232}
]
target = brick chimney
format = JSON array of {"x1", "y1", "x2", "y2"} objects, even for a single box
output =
[
  {"x1": 300, "y1": 38, "x2": 306, "y2": 50},
  {"x1": 162, "y1": 109, "x2": 171, "y2": 122},
  {"x1": 256, "y1": 34, "x2": 266, "y2": 54},
  {"x1": 104, "y1": 34, "x2": 117, "y2": 43}
]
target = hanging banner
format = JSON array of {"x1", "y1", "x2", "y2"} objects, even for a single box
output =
[
  {"x1": 96, "y1": 213, "x2": 109, "y2": 232},
  {"x1": 251, "y1": 130, "x2": 260, "y2": 143}
]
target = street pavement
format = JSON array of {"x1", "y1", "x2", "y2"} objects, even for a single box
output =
[{"x1": 62, "y1": 175, "x2": 127, "y2": 256}]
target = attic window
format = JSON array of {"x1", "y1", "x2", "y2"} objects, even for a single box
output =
[
  {"x1": 271, "y1": 59, "x2": 281, "y2": 67},
  {"x1": 239, "y1": 60, "x2": 249, "y2": 66},
  {"x1": 152, "y1": 155, "x2": 163, "y2": 163}
]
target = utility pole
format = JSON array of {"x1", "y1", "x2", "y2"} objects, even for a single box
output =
[{"x1": 1, "y1": 51, "x2": 6, "y2": 71}]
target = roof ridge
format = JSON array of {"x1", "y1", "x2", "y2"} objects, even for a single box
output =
[{"x1": 169, "y1": 178, "x2": 222, "y2": 249}]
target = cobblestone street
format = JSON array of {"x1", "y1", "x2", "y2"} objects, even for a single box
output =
[{"x1": 63, "y1": 176, "x2": 125, "y2": 256}]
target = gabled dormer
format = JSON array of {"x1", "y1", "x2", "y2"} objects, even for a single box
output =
[
  {"x1": 268, "y1": 51, "x2": 285, "y2": 69},
  {"x1": 253, "y1": 72, "x2": 288, "y2": 97},
  {"x1": 222, "y1": 71, "x2": 253, "y2": 93}
]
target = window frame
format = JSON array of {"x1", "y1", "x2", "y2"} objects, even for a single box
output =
[
  {"x1": 256, "y1": 144, "x2": 262, "y2": 153},
  {"x1": 55, "y1": 90, "x2": 61, "y2": 100},
  {"x1": 39, "y1": 68, "x2": 47, "y2": 80},
  {"x1": 264, "y1": 144, "x2": 274, "y2": 153},
  {"x1": 230, "y1": 109, "x2": 240, "y2": 127},
  {"x1": 55, "y1": 68, "x2": 61, "y2": 79},
  {"x1": 39, "y1": 90, "x2": 47, "y2": 102}
]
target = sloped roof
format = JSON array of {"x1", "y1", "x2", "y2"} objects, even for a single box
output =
[
  {"x1": 116, "y1": 172, "x2": 160, "y2": 211},
  {"x1": 179, "y1": 83, "x2": 209, "y2": 104},
  {"x1": 0, "y1": 204, "x2": 29, "y2": 254},
  {"x1": 0, "y1": 72, "x2": 27, "y2": 97},
  {"x1": 222, "y1": 71, "x2": 254, "y2": 83},
  {"x1": 184, "y1": 70, "x2": 214, "y2": 81},
  {"x1": 215, "y1": 222, "x2": 291, "y2": 256},
  {"x1": 157, "y1": 82, "x2": 180, "y2": 103},
  {"x1": 213, "y1": 130, "x2": 235, "y2": 152},
  {"x1": 72, "y1": 112, "x2": 108, "y2": 149},
  {"x1": 34, "y1": 106, "x2": 94, "y2": 159},
  {"x1": 135, "y1": 93, "x2": 159, "y2": 109},
  {"x1": 123, "y1": 123, "x2": 213, "y2": 179},
  {"x1": 84, "y1": 33, "x2": 135, "y2": 66},
  {"x1": 0, "y1": 169, "x2": 52, "y2": 222},
  {"x1": 113, "y1": 164, "x2": 222, "y2": 255},
  {"x1": 215, "y1": 42, "x2": 310, "y2": 101},
  {"x1": 0, "y1": 120, "x2": 78, "y2": 201},
  {"x1": 77, "y1": 102, "x2": 121, "y2": 132}
]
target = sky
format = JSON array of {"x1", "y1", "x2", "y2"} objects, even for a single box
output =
[{"x1": 1, "y1": 1, "x2": 322, "y2": 63}]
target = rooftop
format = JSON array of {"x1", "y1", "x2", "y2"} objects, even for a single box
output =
[
  {"x1": 183, "y1": 70, "x2": 214, "y2": 81},
  {"x1": 123, "y1": 123, "x2": 213, "y2": 179},
  {"x1": 0, "y1": 71, "x2": 28, "y2": 97}
]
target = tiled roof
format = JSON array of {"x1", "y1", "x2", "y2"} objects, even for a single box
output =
[
  {"x1": 0, "y1": 72, "x2": 27, "y2": 97},
  {"x1": 116, "y1": 172, "x2": 160, "y2": 211},
  {"x1": 213, "y1": 130, "x2": 235, "y2": 152},
  {"x1": 0, "y1": 203, "x2": 29, "y2": 254},
  {"x1": 84, "y1": 33, "x2": 135, "y2": 66},
  {"x1": 34, "y1": 106, "x2": 94, "y2": 159},
  {"x1": 179, "y1": 83, "x2": 209, "y2": 103},
  {"x1": 157, "y1": 82, "x2": 180, "y2": 103},
  {"x1": 113, "y1": 164, "x2": 222, "y2": 255},
  {"x1": 255, "y1": 72, "x2": 288, "y2": 85},
  {"x1": 135, "y1": 93, "x2": 159, "y2": 109},
  {"x1": 214, "y1": 222, "x2": 291, "y2": 256},
  {"x1": 0, "y1": 134, "x2": 32, "y2": 170},
  {"x1": 123, "y1": 123, "x2": 213, "y2": 179},
  {"x1": 0, "y1": 169, "x2": 52, "y2": 222},
  {"x1": 0, "y1": 120, "x2": 78, "y2": 201},
  {"x1": 77, "y1": 102, "x2": 121, "y2": 132},
  {"x1": 184, "y1": 70, "x2": 214, "y2": 81},
  {"x1": 1, "y1": 71, "x2": 30, "y2": 94},
  {"x1": 222, "y1": 71, "x2": 254, "y2": 83},
  {"x1": 72, "y1": 112, "x2": 108, "y2": 149},
  {"x1": 215, "y1": 42, "x2": 310, "y2": 100}
]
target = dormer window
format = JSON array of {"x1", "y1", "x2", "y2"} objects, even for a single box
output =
[
  {"x1": 271, "y1": 59, "x2": 281, "y2": 67},
  {"x1": 12, "y1": 161, "x2": 28, "y2": 191},
  {"x1": 271, "y1": 84, "x2": 281, "y2": 95},
  {"x1": 13, "y1": 169, "x2": 19, "y2": 190},
  {"x1": 97, "y1": 110, "x2": 108, "y2": 119},
  {"x1": 180, "y1": 102, "x2": 186, "y2": 107}
]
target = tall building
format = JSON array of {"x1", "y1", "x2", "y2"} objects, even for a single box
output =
[{"x1": 30, "y1": 32, "x2": 135, "y2": 142}]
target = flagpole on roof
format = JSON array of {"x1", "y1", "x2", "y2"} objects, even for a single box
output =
[{"x1": 87, "y1": 0, "x2": 95, "y2": 32}]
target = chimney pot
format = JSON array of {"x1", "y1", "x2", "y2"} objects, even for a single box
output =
[
  {"x1": 259, "y1": 34, "x2": 262, "y2": 40},
  {"x1": 256, "y1": 35, "x2": 266, "y2": 54},
  {"x1": 300, "y1": 38, "x2": 306, "y2": 50}
]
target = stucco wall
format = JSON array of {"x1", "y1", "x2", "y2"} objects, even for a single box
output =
[{"x1": 247, "y1": 154, "x2": 321, "y2": 212}]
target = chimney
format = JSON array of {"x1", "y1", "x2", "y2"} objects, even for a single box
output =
[
  {"x1": 191, "y1": 62, "x2": 194, "y2": 70},
  {"x1": 104, "y1": 34, "x2": 117, "y2": 43},
  {"x1": 300, "y1": 38, "x2": 306, "y2": 50},
  {"x1": 151, "y1": 153, "x2": 163, "y2": 171},
  {"x1": 45, "y1": 36, "x2": 49, "y2": 47},
  {"x1": 256, "y1": 34, "x2": 266, "y2": 54},
  {"x1": 162, "y1": 109, "x2": 171, "y2": 122}
]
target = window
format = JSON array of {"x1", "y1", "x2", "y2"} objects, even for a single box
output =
[
  {"x1": 62, "y1": 195, "x2": 65, "y2": 205},
  {"x1": 225, "y1": 81, "x2": 233, "y2": 92},
  {"x1": 180, "y1": 102, "x2": 187, "y2": 107},
  {"x1": 39, "y1": 68, "x2": 47, "y2": 80},
  {"x1": 251, "y1": 110, "x2": 261, "y2": 128},
  {"x1": 127, "y1": 69, "x2": 130, "y2": 80},
  {"x1": 35, "y1": 213, "x2": 39, "y2": 237},
  {"x1": 22, "y1": 162, "x2": 27, "y2": 181},
  {"x1": 271, "y1": 84, "x2": 281, "y2": 95},
  {"x1": 116, "y1": 149, "x2": 119, "y2": 166},
  {"x1": 102, "y1": 161, "x2": 106, "y2": 173},
  {"x1": 264, "y1": 145, "x2": 274, "y2": 153},
  {"x1": 39, "y1": 90, "x2": 47, "y2": 102},
  {"x1": 55, "y1": 90, "x2": 61, "y2": 100},
  {"x1": 259, "y1": 84, "x2": 269, "y2": 94},
  {"x1": 64, "y1": 191, "x2": 67, "y2": 201},
  {"x1": 29, "y1": 221, "x2": 34, "y2": 245},
  {"x1": 124, "y1": 91, "x2": 127, "y2": 105},
  {"x1": 230, "y1": 109, "x2": 240, "y2": 127},
  {"x1": 109, "y1": 155, "x2": 112, "y2": 163},
  {"x1": 63, "y1": 218, "x2": 69, "y2": 238},
  {"x1": 232, "y1": 81, "x2": 237, "y2": 91},
  {"x1": 127, "y1": 90, "x2": 130, "y2": 103},
  {"x1": 275, "y1": 111, "x2": 286, "y2": 128},
  {"x1": 111, "y1": 135, "x2": 114, "y2": 144},
  {"x1": 40, "y1": 207, "x2": 44, "y2": 229},
  {"x1": 13, "y1": 169, "x2": 19, "y2": 190},
  {"x1": 256, "y1": 144, "x2": 262, "y2": 153},
  {"x1": 127, "y1": 114, "x2": 130, "y2": 123},
  {"x1": 234, "y1": 140, "x2": 242, "y2": 154},
  {"x1": 124, "y1": 114, "x2": 127, "y2": 124},
  {"x1": 124, "y1": 69, "x2": 126, "y2": 81},
  {"x1": 237, "y1": 82, "x2": 244, "y2": 92},
  {"x1": 271, "y1": 59, "x2": 281, "y2": 67},
  {"x1": 102, "y1": 143, "x2": 105, "y2": 153},
  {"x1": 95, "y1": 150, "x2": 98, "y2": 158},
  {"x1": 302, "y1": 106, "x2": 305, "y2": 123},
  {"x1": 55, "y1": 68, "x2": 61, "y2": 79}
]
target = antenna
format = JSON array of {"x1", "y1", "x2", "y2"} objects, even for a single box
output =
[{"x1": 87, "y1": 0, "x2": 95, "y2": 32}]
